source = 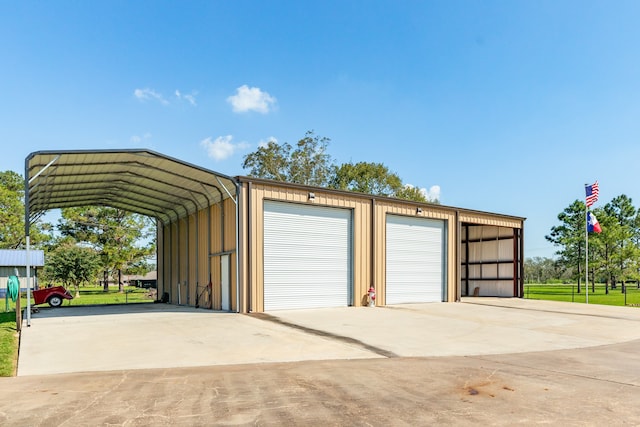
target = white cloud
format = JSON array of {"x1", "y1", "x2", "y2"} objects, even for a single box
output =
[
  {"x1": 227, "y1": 85, "x2": 276, "y2": 113},
  {"x1": 426, "y1": 185, "x2": 441, "y2": 202},
  {"x1": 258, "y1": 136, "x2": 278, "y2": 148},
  {"x1": 175, "y1": 89, "x2": 197, "y2": 106},
  {"x1": 200, "y1": 135, "x2": 249, "y2": 161},
  {"x1": 134, "y1": 88, "x2": 169, "y2": 105}
]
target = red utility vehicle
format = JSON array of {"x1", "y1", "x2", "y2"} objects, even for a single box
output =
[{"x1": 32, "y1": 286, "x2": 73, "y2": 307}]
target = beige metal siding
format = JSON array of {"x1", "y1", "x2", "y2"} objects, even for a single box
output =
[
  {"x1": 459, "y1": 212, "x2": 523, "y2": 229},
  {"x1": 187, "y1": 214, "x2": 197, "y2": 306},
  {"x1": 157, "y1": 196, "x2": 237, "y2": 310},
  {"x1": 373, "y1": 201, "x2": 457, "y2": 305},
  {"x1": 245, "y1": 182, "x2": 371, "y2": 312},
  {"x1": 197, "y1": 209, "x2": 209, "y2": 302},
  {"x1": 156, "y1": 176, "x2": 523, "y2": 313}
]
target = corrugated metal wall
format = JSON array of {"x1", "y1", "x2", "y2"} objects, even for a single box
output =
[
  {"x1": 156, "y1": 177, "x2": 524, "y2": 313},
  {"x1": 244, "y1": 182, "x2": 371, "y2": 312},
  {"x1": 374, "y1": 201, "x2": 457, "y2": 305},
  {"x1": 157, "y1": 196, "x2": 238, "y2": 310},
  {"x1": 0, "y1": 267, "x2": 39, "y2": 292}
]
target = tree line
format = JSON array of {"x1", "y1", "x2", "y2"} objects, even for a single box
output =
[
  {"x1": 0, "y1": 170, "x2": 155, "y2": 296},
  {"x1": 542, "y1": 194, "x2": 640, "y2": 293},
  {"x1": 243, "y1": 131, "x2": 439, "y2": 203}
]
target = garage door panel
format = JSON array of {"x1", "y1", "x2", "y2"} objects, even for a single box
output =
[
  {"x1": 264, "y1": 201, "x2": 352, "y2": 311},
  {"x1": 386, "y1": 215, "x2": 445, "y2": 304}
]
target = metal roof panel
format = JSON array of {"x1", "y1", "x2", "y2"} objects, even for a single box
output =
[
  {"x1": 26, "y1": 149, "x2": 237, "y2": 225},
  {"x1": 0, "y1": 249, "x2": 45, "y2": 267}
]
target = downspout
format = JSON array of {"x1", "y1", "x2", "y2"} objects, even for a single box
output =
[
  {"x1": 235, "y1": 180, "x2": 242, "y2": 313},
  {"x1": 177, "y1": 218, "x2": 181, "y2": 305},
  {"x1": 219, "y1": 199, "x2": 225, "y2": 309},
  {"x1": 169, "y1": 222, "x2": 173, "y2": 303},
  {"x1": 247, "y1": 181, "x2": 252, "y2": 312},
  {"x1": 519, "y1": 222, "x2": 525, "y2": 298},
  {"x1": 195, "y1": 211, "x2": 199, "y2": 307},
  {"x1": 465, "y1": 224, "x2": 470, "y2": 296},
  {"x1": 513, "y1": 228, "x2": 518, "y2": 297},
  {"x1": 455, "y1": 210, "x2": 461, "y2": 302},
  {"x1": 186, "y1": 214, "x2": 190, "y2": 305},
  {"x1": 370, "y1": 198, "x2": 375, "y2": 305},
  {"x1": 207, "y1": 205, "x2": 211, "y2": 306}
]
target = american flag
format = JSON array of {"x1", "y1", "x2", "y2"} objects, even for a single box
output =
[{"x1": 585, "y1": 181, "x2": 599, "y2": 207}]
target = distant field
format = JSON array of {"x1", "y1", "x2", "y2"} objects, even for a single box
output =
[
  {"x1": 524, "y1": 284, "x2": 640, "y2": 307},
  {"x1": 2, "y1": 285, "x2": 155, "y2": 312}
]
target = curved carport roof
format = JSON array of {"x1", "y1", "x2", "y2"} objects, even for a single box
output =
[{"x1": 25, "y1": 149, "x2": 237, "y2": 228}]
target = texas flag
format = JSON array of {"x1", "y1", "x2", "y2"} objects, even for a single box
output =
[{"x1": 587, "y1": 211, "x2": 602, "y2": 234}]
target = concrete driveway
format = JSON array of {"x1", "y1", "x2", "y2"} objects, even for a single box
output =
[
  {"x1": 6, "y1": 298, "x2": 640, "y2": 425},
  {"x1": 17, "y1": 297, "x2": 640, "y2": 376}
]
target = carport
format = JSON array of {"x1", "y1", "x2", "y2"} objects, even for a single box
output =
[{"x1": 24, "y1": 149, "x2": 240, "y2": 326}]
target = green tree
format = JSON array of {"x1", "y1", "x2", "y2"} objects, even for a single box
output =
[
  {"x1": 0, "y1": 170, "x2": 52, "y2": 249},
  {"x1": 602, "y1": 195, "x2": 639, "y2": 291},
  {"x1": 0, "y1": 175, "x2": 23, "y2": 248},
  {"x1": 289, "y1": 131, "x2": 336, "y2": 186},
  {"x1": 57, "y1": 207, "x2": 156, "y2": 292},
  {"x1": 43, "y1": 244, "x2": 102, "y2": 297},
  {"x1": 395, "y1": 185, "x2": 431, "y2": 203},
  {"x1": 330, "y1": 161, "x2": 402, "y2": 197},
  {"x1": 243, "y1": 131, "x2": 336, "y2": 187},
  {"x1": 243, "y1": 132, "x2": 438, "y2": 203},
  {"x1": 546, "y1": 200, "x2": 585, "y2": 292},
  {"x1": 589, "y1": 207, "x2": 618, "y2": 293},
  {"x1": 524, "y1": 257, "x2": 564, "y2": 284},
  {"x1": 241, "y1": 139, "x2": 290, "y2": 182}
]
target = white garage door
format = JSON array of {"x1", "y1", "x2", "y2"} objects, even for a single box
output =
[
  {"x1": 264, "y1": 201, "x2": 352, "y2": 311},
  {"x1": 386, "y1": 215, "x2": 445, "y2": 304}
]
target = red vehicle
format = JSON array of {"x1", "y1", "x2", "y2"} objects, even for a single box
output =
[{"x1": 32, "y1": 286, "x2": 73, "y2": 307}]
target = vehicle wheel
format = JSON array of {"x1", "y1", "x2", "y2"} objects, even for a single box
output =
[{"x1": 48, "y1": 295, "x2": 63, "y2": 307}]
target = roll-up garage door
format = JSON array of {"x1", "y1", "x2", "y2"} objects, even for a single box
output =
[
  {"x1": 263, "y1": 201, "x2": 352, "y2": 310},
  {"x1": 386, "y1": 215, "x2": 445, "y2": 304}
]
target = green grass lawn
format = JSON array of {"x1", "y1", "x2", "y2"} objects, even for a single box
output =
[
  {"x1": 0, "y1": 312, "x2": 18, "y2": 376},
  {"x1": 2, "y1": 285, "x2": 155, "y2": 312},
  {"x1": 524, "y1": 284, "x2": 640, "y2": 307},
  {"x1": 64, "y1": 285, "x2": 156, "y2": 306}
]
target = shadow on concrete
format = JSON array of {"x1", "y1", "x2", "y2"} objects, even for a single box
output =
[{"x1": 29, "y1": 303, "x2": 228, "y2": 319}]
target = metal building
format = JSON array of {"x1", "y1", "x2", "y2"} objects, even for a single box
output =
[
  {"x1": 0, "y1": 249, "x2": 45, "y2": 296},
  {"x1": 26, "y1": 149, "x2": 525, "y2": 313}
]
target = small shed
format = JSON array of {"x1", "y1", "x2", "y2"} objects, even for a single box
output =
[
  {"x1": 123, "y1": 271, "x2": 158, "y2": 288},
  {"x1": 0, "y1": 249, "x2": 45, "y2": 296}
]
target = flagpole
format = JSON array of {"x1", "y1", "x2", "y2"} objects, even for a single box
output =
[{"x1": 585, "y1": 201, "x2": 589, "y2": 304}]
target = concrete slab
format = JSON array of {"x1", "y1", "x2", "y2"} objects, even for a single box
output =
[
  {"x1": 267, "y1": 297, "x2": 640, "y2": 357},
  {"x1": 17, "y1": 298, "x2": 640, "y2": 377},
  {"x1": 7, "y1": 298, "x2": 640, "y2": 425},
  {"x1": 17, "y1": 303, "x2": 380, "y2": 376}
]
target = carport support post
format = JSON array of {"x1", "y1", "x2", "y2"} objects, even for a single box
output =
[{"x1": 26, "y1": 236, "x2": 31, "y2": 326}]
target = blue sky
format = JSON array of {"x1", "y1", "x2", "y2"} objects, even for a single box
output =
[{"x1": 2, "y1": 1, "x2": 640, "y2": 258}]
